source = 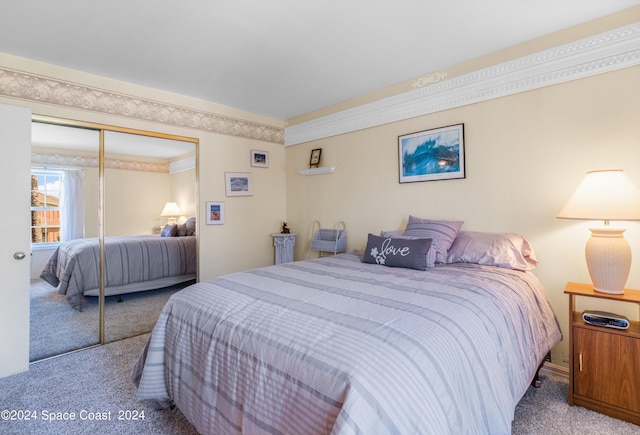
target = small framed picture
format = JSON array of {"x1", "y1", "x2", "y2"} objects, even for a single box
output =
[
  {"x1": 206, "y1": 201, "x2": 224, "y2": 225},
  {"x1": 309, "y1": 148, "x2": 322, "y2": 168},
  {"x1": 250, "y1": 150, "x2": 269, "y2": 168},
  {"x1": 225, "y1": 172, "x2": 253, "y2": 196},
  {"x1": 398, "y1": 123, "x2": 465, "y2": 183}
]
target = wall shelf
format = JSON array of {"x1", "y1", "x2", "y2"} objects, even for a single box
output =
[{"x1": 297, "y1": 166, "x2": 336, "y2": 176}]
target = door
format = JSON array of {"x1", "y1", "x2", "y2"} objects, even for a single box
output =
[
  {"x1": 0, "y1": 104, "x2": 32, "y2": 378},
  {"x1": 574, "y1": 327, "x2": 640, "y2": 412}
]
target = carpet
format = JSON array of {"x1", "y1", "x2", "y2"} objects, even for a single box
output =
[
  {"x1": 513, "y1": 370, "x2": 640, "y2": 434},
  {"x1": 2, "y1": 332, "x2": 640, "y2": 434},
  {"x1": 30, "y1": 278, "x2": 193, "y2": 361},
  {"x1": 1, "y1": 334, "x2": 199, "y2": 435}
]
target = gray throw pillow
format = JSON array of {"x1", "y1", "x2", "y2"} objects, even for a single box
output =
[
  {"x1": 403, "y1": 215, "x2": 463, "y2": 264},
  {"x1": 363, "y1": 233, "x2": 432, "y2": 271},
  {"x1": 184, "y1": 217, "x2": 196, "y2": 236},
  {"x1": 161, "y1": 224, "x2": 178, "y2": 237}
]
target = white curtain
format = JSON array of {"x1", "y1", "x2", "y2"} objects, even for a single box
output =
[{"x1": 60, "y1": 169, "x2": 85, "y2": 242}]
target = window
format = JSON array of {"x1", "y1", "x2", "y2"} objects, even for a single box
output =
[{"x1": 31, "y1": 169, "x2": 63, "y2": 244}]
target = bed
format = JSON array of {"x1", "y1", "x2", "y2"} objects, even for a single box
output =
[
  {"x1": 40, "y1": 233, "x2": 197, "y2": 310},
  {"x1": 133, "y1": 219, "x2": 562, "y2": 434}
]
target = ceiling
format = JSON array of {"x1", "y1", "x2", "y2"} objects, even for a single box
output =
[{"x1": 1, "y1": 1, "x2": 639, "y2": 122}]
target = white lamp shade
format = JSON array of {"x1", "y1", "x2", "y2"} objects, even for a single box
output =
[
  {"x1": 557, "y1": 169, "x2": 640, "y2": 294},
  {"x1": 161, "y1": 202, "x2": 182, "y2": 217},
  {"x1": 161, "y1": 202, "x2": 182, "y2": 226},
  {"x1": 557, "y1": 169, "x2": 640, "y2": 222}
]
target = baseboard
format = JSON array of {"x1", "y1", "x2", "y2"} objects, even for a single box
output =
[{"x1": 541, "y1": 361, "x2": 569, "y2": 379}]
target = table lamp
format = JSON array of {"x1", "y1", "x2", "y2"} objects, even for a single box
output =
[
  {"x1": 161, "y1": 202, "x2": 182, "y2": 225},
  {"x1": 557, "y1": 170, "x2": 640, "y2": 294}
]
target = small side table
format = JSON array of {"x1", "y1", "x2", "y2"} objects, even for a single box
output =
[
  {"x1": 565, "y1": 282, "x2": 640, "y2": 425},
  {"x1": 272, "y1": 233, "x2": 296, "y2": 264}
]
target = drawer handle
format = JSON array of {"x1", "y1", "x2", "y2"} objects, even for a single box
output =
[{"x1": 579, "y1": 352, "x2": 583, "y2": 372}]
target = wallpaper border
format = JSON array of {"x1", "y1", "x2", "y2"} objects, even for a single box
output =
[
  {"x1": 0, "y1": 68, "x2": 285, "y2": 145},
  {"x1": 285, "y1": 22, "x2": 640, "y2": 146},
  {"x1": 31, "y1": 152, "x2": 170, "y2": 173}
]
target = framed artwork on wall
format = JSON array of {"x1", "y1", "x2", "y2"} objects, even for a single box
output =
[
  {"x1": 250, "y1": 150, "x2": 269, "y2": 168},
  {"x1": 225, "y1": 172, "x2": 253, "y2": 196},
  {"x1": 205, "y1": 201, "x2": 224, "y2": 225},
  {"x1": 309, "y1": 148, "x2": 322, "y2": 168},
  {"x1": 398, "y1": 123, "x2": 465, "y2": 183}
]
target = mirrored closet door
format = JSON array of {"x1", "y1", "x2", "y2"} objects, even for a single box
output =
[
  {"x1": 30, "y1": 121, "x2": 101, "y2": 361},
  {"x1": 29, "y1": 117, "x2": 198, "y2": 360},
  {"x1": 103, "y1": 130, "x2": 197, "y2": 344}
]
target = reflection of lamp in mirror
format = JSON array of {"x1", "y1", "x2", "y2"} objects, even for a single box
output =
[
  {"x1": 161, "y1": 202, "x2": 182, "y2": 226},
  {"x1": 557, "y1": 169, "x2": 640, "y2": 294}
]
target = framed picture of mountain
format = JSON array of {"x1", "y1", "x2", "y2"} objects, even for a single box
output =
[
  {"x1": 225, "y1": 172, "x2": 253, "y2": 196},
  {"x1": 398, "y1": 123, "x2": 465, "y2": 183}
]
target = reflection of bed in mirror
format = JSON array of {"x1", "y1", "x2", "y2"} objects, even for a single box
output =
[{"x1": 40, "y1": 218, "x2": 197, "y2": 310}]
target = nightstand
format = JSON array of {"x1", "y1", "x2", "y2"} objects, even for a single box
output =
[{"x1": 564, "y1": 282, "x2": 640, "y2": 425}]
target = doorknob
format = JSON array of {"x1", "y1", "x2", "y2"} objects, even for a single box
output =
[{"x1": 13, "y1": 251, "x2": 26, "y2": 260}]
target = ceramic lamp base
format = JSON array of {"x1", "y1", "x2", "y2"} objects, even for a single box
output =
[{"x1": 585, "y1": 227, "x2": 631, "y2": 295}]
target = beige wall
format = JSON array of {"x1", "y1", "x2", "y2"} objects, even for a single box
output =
[
  {"x1": 82, "y1": 166, "x2": 174, "y2": 237},
  {"x1": 171, "y1": 167, "x2": 197, "y2": 221},
  {"x1": 285, "y1": 65, "x2": 640, "y2": 366},
  {"x1": 103, "y1": 168, "x2": 170, "y2": 236},
  {"x1": 196, "y1": 131, "x2": 287, "y2": 279}
]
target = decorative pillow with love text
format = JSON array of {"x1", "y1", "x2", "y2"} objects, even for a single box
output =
[{"x1": 363, "y1": 233, "x2": 432, "y2": 271}]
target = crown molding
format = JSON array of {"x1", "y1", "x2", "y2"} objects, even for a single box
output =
[
  {"x1": 285, "y1": 22, "x2": 640, "y2": 146},
  {"x1": 0, "y1": 67, "x2": 284, "y2": 144},
  {"x1": 170, "y1": 155, "x2": 196, "y2": 174}
]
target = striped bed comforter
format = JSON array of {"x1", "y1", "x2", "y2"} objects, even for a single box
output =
[
  {"x1": 40, "y1": 235, "x2": 197, "y2": 310},
  {"x1": 133, "y1": 253, "x2": 561, "y2": 434}
]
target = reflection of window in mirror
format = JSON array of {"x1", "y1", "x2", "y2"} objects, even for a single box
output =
[
  {"x1": 30, "y1": 168, "x2": 87, "y2": 244},
  {"x1": 30, "y1": 170, "x2": 62, "y2": 243}
]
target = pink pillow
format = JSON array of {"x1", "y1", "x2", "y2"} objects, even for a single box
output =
[{"x1": 446, "y1": 231, "x2": 538, "y2": 271}]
